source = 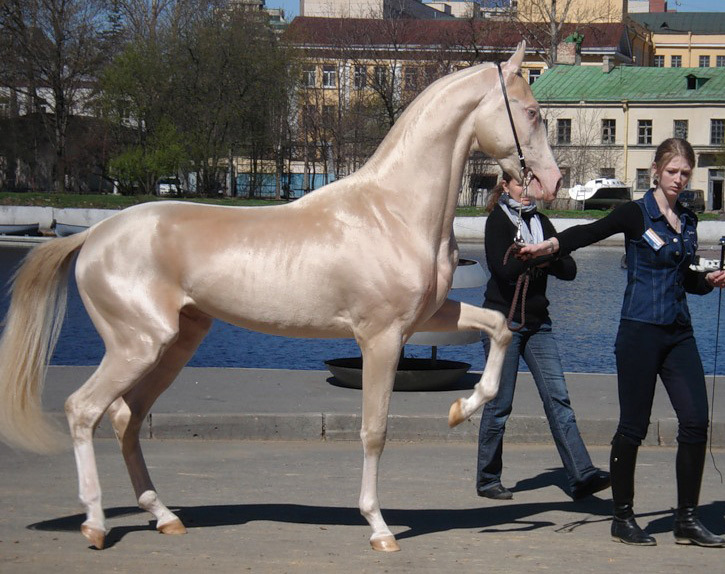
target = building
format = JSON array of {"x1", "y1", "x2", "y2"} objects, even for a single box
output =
[
  {"x1": 630, "y1": 11, "x2": 725, "y2": 68},
  {"x1": 282, "y1": 16, "x2": 651, "y2": 197},
  {"x1": 301, "y1": 0, "x2": 453, "y2": 19},
  {"x1": 531, "y1": 63, "x2": 725, "y2": 210},
  {"x1": 516, "y1": 0, "x2": 628, "y2": 24}
]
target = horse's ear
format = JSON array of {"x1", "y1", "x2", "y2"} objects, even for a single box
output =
[{"x1": 502, "y1": 41, "x2": 527, "y2": 77}]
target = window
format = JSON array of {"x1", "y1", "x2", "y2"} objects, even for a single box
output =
[
  {"x1": 424, "y1": 66, "x2": 437, "y2": 85},
  {"x1": 711, "y1": 119, "x2": 725, "y2": 145},
  {"x1": 671, "y1": 55, "x2": 682, "y2": 68},
  {"x1": 600, "y1": 168, "x2": 615, "y2": 179},
  {"x1": 528, "y1": 69, "x2": 541, "y2": 84},
  {"x1": 302, "y1": 66, "x2": 316, "y2": 88},
  {"x1": 673, "y1": 119, "x2": 688, "y2": 139},
  {"x1": 699, "y1": 55, "x2": 710, "y2": 68},
  {"x1": 374, "y1": 66, "x2": 388, "y2": 88},
  {"x1": 322, "y1": 65, "x2": 336, "y2": 89},
  {"x1": 638, "y1": 120, "x2": 652, "y2": 145},
  {"x1": 404, "y1": 67, "x2": 418, "y2": 91},
  {"x1": 636, "y1": 169, "x2": 650, "y2": 190},
  {"x1": 717, "y1": 55, "x2": 725, "y2": 67},
  {"x1": 557, "y1": 119, "x2": 571, "y2": 144},
  {"x1": 601, "y1": 119, "x2": 616, "y2": 144},
  {"x1": 302, "y1": 105, "x2": 316, "y2": 127},
  {"x1": 354, "y1": 65, "x2": 367, "y2": 90},
  {"x1": 322, "y1": 105, "x2": 336, "y2": 123},
  {"x1": 654, "y1": 55, "x2": 664, "y2": 67}
]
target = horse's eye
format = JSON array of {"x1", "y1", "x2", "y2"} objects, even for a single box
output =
[{"x1": 527, "y1": 108, "x2": 538, "y2": 120}]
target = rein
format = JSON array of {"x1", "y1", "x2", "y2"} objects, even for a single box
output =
[{"x1": 497, "y1": 61, "x2": 533, "y2": 331}]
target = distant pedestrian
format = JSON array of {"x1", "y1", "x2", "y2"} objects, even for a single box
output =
[
  {"x1": 519, "y1": 138, "x2": 725, "y2": 547},
  {"x1": 476, "y1": 172, "x2": 610, "y2": 502}
]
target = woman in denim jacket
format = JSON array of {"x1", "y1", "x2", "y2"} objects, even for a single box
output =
[{"x1": 520, "y1": 138, "x2": 725, "y2": 547}]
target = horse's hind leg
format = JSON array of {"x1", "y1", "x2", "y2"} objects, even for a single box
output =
[
  {"x1": 106, "y1": 309, "x2": 212, "y2": 536},
  {"x1": 65, "y1": 312, "x2": 182, "y2": 549},
  {"x1": 414, "y1": 299, "x2": 512, "y2": 426}
]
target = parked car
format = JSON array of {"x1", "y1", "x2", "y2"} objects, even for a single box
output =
[
  {"x1": 157, "y1": 177, "x2": 181, "y2": 196},
  {"x1": 678, "y1": 189, "x2": 705, "y2": 213}
]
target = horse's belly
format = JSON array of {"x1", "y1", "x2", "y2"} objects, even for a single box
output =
[{"x1": 186, "y1": 266, "x2": 355, "y2": 339}]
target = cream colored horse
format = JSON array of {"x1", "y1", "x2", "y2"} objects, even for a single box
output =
[{"x1": 0, "y1": 43, "x2": 559, "y2": 552}]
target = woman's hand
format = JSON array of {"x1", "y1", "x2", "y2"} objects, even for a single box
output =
[
  {"x1": 516, "y1": 238, "x2": 559, "y2": 261},
  {"x1": 706, "y1": 269, "x2": 725, "y2": 289}
]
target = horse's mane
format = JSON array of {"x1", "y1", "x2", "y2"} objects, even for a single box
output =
[{"x1": 362, "y1": 62, "x2": 495, "y2": 171}]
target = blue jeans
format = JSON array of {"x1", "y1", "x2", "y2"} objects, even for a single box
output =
[{"x1": 477, "y1": 321, "x2": 598, "y2": 493}]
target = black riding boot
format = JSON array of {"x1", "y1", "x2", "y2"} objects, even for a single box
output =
[
  {"x1": 610, "y1": 434, "x2": 656, "y2": 546},
  {"x1": 673, "y1": 442, "x2": 725, "y2": 547}
]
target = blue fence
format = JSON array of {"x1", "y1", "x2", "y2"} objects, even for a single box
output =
[{"x1": 236, "y1": 173, "x2": 336, "y2": 198}]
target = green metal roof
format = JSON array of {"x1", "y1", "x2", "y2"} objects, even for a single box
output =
[
  {"x1": 630, "y1": 12, "x2": 725, "y2": 35},
  {"x1": 531, "y1": 65, "x2": 725, "y2": 103}
]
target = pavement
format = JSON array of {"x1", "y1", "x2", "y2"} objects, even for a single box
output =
[{"x1": 2, "y1": 367, "x2": 725, "y2": 573}]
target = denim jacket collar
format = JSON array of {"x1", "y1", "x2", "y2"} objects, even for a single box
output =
[{"x1": 642, "y1": 188, "x2": 696, "y2": 229}]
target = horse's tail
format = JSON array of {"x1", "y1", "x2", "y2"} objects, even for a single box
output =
[{"x1": 0, "y1": 230, "x2": 89, "y2": 453}]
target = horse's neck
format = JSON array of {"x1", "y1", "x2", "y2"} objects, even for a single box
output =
[{"x1": 361, "y1": 67, "x2": 493, "y2": 239}]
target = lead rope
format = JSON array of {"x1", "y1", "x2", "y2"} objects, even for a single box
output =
[
  {"x1": 503, "y1": 243, "x2": 530, "y2": 331},
  {"x1": 708, "y1": 236, "x2": 725, "y2": 482}
]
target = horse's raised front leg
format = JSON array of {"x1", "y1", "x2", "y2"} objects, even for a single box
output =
[
  {"x1": 358, "y1": 331, "x2": 403, "y2": 552},
  {"x1": 106, "y1": 309, "x2": 212, "y2": 537},
  {"x1": 415, "y1": 299, "x2": 511, "y2": 427}
]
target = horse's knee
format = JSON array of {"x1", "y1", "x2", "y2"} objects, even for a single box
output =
[
  {"x1": 360, "y1": 427, "x2": 387, "y2": 453},
  {"x1": 490, "y1": 313, "x2": 512, "y2": 346}
]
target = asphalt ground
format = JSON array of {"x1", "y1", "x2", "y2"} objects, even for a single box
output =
[
  {"x1": 1, "y1": 366, "x2": 725, "y2": 572},
  {"x1": 1, "y1": 440, "x2": 724, "y2": 573}
]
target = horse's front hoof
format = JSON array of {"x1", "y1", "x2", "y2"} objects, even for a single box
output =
[
  {"x1": 81, "y1": 523, "x2": 106, "y2": 549},
  {"x1": 448, "y1": 398, "x2": 466, "y2": 427},
  {"x1": 370, "y1": 534, "x2": 400, "y2": 552},
  {"x1": 158, "y1": 518, "x2": 187, "y2": 535}
]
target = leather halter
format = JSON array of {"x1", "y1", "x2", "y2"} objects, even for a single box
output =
[
  {"x1": 497, "y1": 60, "x2": 534, "y2": 332},
  {"x1": 496, "y1": 61, "x2": 533, "y2": 247}
]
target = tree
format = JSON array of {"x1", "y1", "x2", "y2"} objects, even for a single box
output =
[
  {"x1": 0, "y1": 0, "x2": 112, "y2": 192},
  {"x1": 512, "y1": 0, "x2": 619, "y2": 67},
  {"x1": 102, "y1": 1, "x2": 294, "y2": 196}
]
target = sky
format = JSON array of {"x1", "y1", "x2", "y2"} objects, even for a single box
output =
[{"x1": 266, "y1": 0, "x2": 725, "y2": 22}]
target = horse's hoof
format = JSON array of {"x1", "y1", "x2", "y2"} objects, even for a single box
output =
[
  {"x1": 81, "y1": 524, "x2": 106, "y2": 549},
  {"x1": 448, "y1": 398, "x2": 466, "y2": 427},
  {"x1": 158, "y1": 518, "x2": 187, "y2": 535},
  {"x1": 370, "y1": 535, "x2": 400, "y2": 552}
]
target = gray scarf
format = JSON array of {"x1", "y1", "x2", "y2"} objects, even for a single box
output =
[{"x1": 498, "y1": 194, "x2": 544, "y2": 245}]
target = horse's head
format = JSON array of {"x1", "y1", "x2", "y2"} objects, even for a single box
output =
[{"x1": 472, "y1": 42, "x2": 561, "y2": 202}]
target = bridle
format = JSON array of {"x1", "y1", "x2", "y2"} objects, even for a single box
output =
[
  {"x1": 497, "y1": 61, "x2": 535, "y2": 332},
  {"x1": 496, "y1": 61, "x2": 534, "y2": 247}
]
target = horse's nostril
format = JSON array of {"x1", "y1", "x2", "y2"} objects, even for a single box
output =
[{"x1": 555, "y1": 178, "x2": 562, "y2": 193}]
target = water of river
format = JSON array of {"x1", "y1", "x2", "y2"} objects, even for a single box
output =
[{"x1": 1, "y1": 242, "x2": 723, "y2": 374}]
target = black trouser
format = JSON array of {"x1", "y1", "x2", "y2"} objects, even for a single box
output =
[{"x1": 614, "y1": 319, "x2": 709, "y2": 445}]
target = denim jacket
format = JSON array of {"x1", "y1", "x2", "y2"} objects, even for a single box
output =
[{"x1": 621, "y1": 189, "x2": 698, "y2": 325}]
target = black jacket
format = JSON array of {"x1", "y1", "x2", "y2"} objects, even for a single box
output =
[{"x1": 483, "y1": 204, "x2": 576, "y2": 326}]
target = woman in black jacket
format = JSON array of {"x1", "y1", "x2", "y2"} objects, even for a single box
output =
[{"x1": 476, "y1": 172, "x2": 610, "y2": 501}]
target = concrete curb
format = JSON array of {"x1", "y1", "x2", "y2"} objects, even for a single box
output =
[{"x1": 55, "y1": 411, "x2": 725, "y2": 447}]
